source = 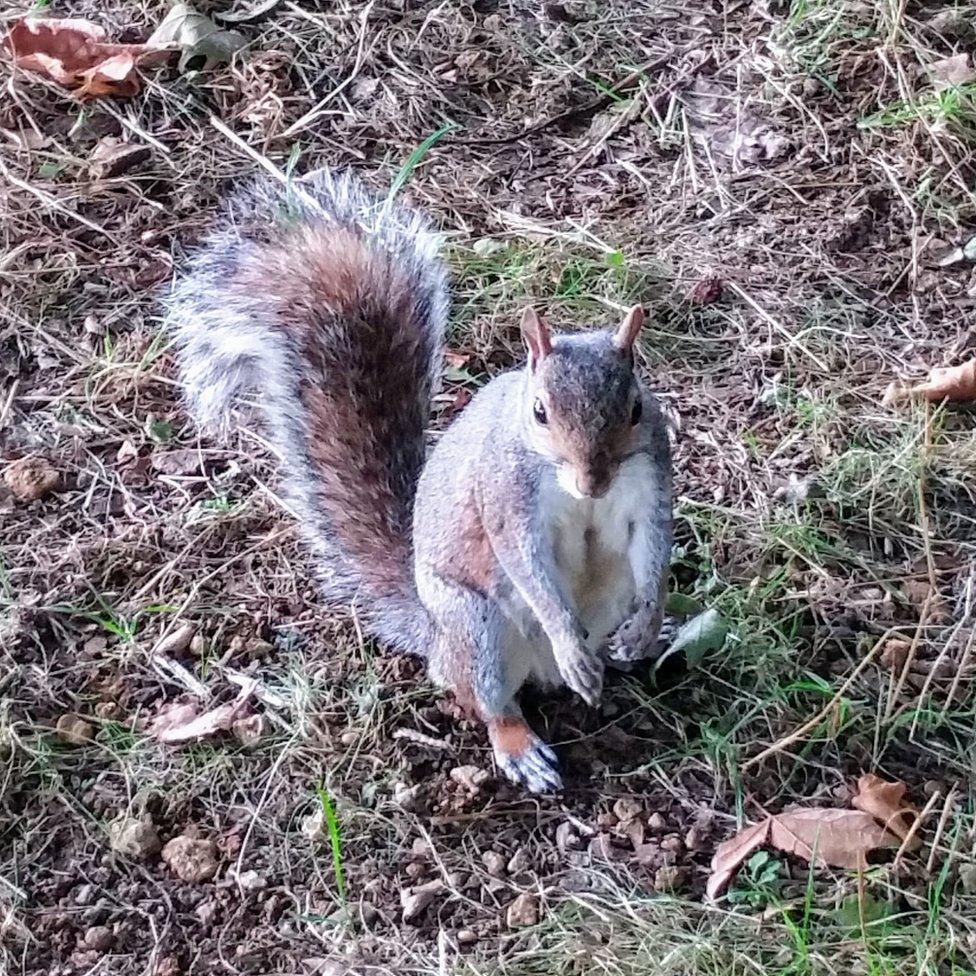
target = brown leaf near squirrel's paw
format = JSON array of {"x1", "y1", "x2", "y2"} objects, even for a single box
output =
[
  {"x1": 912, "y1": 358, "x2": 976, "y2": 402},
  {"x1": 706, "y1": 805, "x2": 902, "y2": 900}
]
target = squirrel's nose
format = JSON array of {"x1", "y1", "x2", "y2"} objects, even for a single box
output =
[{"x1": 576, "y1": 470, "x2": 610, "y2": 499}]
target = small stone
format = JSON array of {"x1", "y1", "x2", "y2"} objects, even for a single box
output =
[
  {"x1": 393, "y1": 782, "x2": 425, "y2": 813},
  {"x1": 405, "y1": 861, "x2": 426, "y2": 880},
  {"x1": 457, "y1": 928, "x2": 478, "y2": 945},
  {"x1": 505, "y1": 892, "x2": 539, "y2": 929},
  {"x1": 450, "y1": 764, "x2": 490, "y2": 794},
  {"x1": 79, "y1": 925, "x2": 113, "y2": 952},
  {"x1": 684, "y1": 827, "x2": 705, "y2": 852},
  {"x1": 400, "y1": 880, "x2": 443, "y2": 924},
  {"x1": 613, "y1": 797, "x2": 643, "y2": 822},
  {"x1": 482, "y1": 851, "x2": 506, "y2": 877},
  {"x1": 4, "y1": 456, "x2": 59, "y2": 502},
  {"x1": 647, "y1": 813, "x2": 667, "y2": 832},
  {"x1": 154, "y1": 623, "x2": 197, "y2": 658},
  {"x1": 301, "y1": 809, "x2": 326, "y2": 842},
  {"x1": 189, "y1": 633, "x2": 206, "y2": 657},
  {"x1": 506, "y1": 847, "x2": 530, "y2": 875},
  {"x1": 661, "y1": 834, "x2": 684, "y2": 854},
  {"x1": 654, "y1": 865, "x2": 690, "y2": 892},
  {"x1": 56, "y1": 713, "x2": 94, "y2": 745},
  {"x1": 235, "y1": 869, "x2": 266, "y2": 891},
  {"x1": 595, "y1": 812, "x2": 618, "y2": 829},
  {"x1": 196, "y1": 901, "x2": 218, "y2": 925},
  {"x1": 410, "y1": 836, "x2": 430, "y2": 857},
  {"x1": 959, "y1": 864, "x2": 976, "y2": 893},
  {"x1": 73, "y1": 884, "x2": 96, "y2": 906},
  {"x1": 109, "y1": 815, "x2": 161, "y2": 860},
  {"x1": 94, "y1": 701, "x2": 121, "y2": 720},
  {"x1": 161, "y1": 835, "x2": 219, "y2": 883}
]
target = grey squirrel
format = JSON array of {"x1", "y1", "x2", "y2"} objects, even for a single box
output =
[{"x1": 166, "y1": 170, "x2": 673, "y2": 792}]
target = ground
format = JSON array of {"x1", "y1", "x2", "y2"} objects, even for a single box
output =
[{"x1": 3, "y1": 0, "x2": 976, "y2": 973}]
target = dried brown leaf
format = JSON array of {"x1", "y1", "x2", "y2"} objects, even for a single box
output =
[
  {"x1": 930, "y1": 53, "x2": 976, "y2": 90},
  {"x1": 706, "y1": 807, "x2": 900, "y2": 900},
  {"x1": 880, "y1": 638, "x2": 912, "y2": 673},
  {"x1": 4, "y1": 18, "x2": 171, "y2": 100},
  {"x1": 705, "y1": 818, "x2": 771, "y2": 901},
  {"x1": 851, "y1": 774, "x2": 922, "y2": 848},
  {"x1": 912, "y1": 359, "x2": 976, "y2": 402},
  {"x1": 152, "y1": 699, "x2": 249, "y2": 743}
]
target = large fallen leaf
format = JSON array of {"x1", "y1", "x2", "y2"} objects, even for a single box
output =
[
  {"x1": 4, "y1": 17, "x2": 171, "y2": 99},
  {"x1": 147, "y1": 4, "x2": 246, "y2": 72},
  {"x1": 707, "y1": 808, "x2": 899, "y2": 901},
  {"x1": 851, "y1": 774, "x2": 922, "y2": 848},
  {"x1": 913, "y1": 359, "x2": 976, "y2": 402}
]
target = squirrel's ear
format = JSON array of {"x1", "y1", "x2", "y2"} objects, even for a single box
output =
[
  {"x1": 521, "y1": 307, "x2": 552, "y2": 371},
  {"x1": 613, "y1": 305, "x2": 644, "y2": 354}
]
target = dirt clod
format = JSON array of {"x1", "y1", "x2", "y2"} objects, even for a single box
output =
[
  {"x1": 4, "y1": 456, "x2": 59, "y2": 502},
  {"x1": 450, "y1": 764, "x2": 490, "y2": 794},
  {"x1": 109, "y1": 815, "x2": 162, "y2": 861},
  {"x1": 55, "y1": 713, "x2": 94, "y2": 745},
  {"x1": 161, "y1": 835, "x2": 219, "y2": 883},
  {"x1": 79, "y1": 925, "x2": 114, "y2": 952},
  {"x1": 482, "y1": 851, "x2": 506, "y2": 877}
]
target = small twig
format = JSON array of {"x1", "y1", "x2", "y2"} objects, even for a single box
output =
[
  {"x1": 893, "y1": 789, "x2": 940, "y2": 870},
  {"x1": 925, "y1": 786, "x2": 958, "y2": 874},
  {"x1": 392, "y1": 727, "x2": 452, "y2": 751}
]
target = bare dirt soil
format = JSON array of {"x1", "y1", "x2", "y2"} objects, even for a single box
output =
[{"x1": 3, "y1": 1, "x2": 976, "y2": 974}]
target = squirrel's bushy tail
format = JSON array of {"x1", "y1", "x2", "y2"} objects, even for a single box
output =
[{"x1": 165, "y1": 170, "x2": 447, "y2": 657}]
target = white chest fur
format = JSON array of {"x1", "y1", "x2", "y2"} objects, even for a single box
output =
[{"x1": 498, "y1": 454, "x2": 655, "y2": 694}]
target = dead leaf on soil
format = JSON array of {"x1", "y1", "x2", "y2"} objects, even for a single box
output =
[
  {"x1": 147, "y1": 3, "x2": 246, "y2": 72},
  {"x1": 687, "y1": 275, "x2": 724, "y2": 306},
  {"x1": 880, "y1": 638, "x2": 912, "y2": 673},
  {"x1": 851, "y1": 774, "x2": 922, "y2": 848},
  {"x1": 4, "y1": 17, "x2": 171, "y2": 99},
  {"x1": 4, "y1": 455, "x2": 59, "y2": 502},
  {"x1": 150, "y1": 685, "x2": 255, "y2": 743},
  {"x1": 706, "y1": 807, "x2": 900, "y2": 901},
  {"x1": 88, "y1": 136, "x2": 152, "y2": 179},
  {"x1": 929, "y1": 53, "x2": 976, "y2": 90},
  {"x1": 912, "y1": 358, "x2": 976, "y2": 402}
]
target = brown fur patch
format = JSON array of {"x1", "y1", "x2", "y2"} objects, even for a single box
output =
[
  {"x1": 487, "y1": 715, "x2": 533, "y2": 758},
  {"x1": 228, "y1": 223, "x2": 434, "y2": 604}
]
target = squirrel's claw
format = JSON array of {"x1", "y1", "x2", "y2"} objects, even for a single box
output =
[{"x1": 496, "y1": 738, "x2": 563, "y2": 794}]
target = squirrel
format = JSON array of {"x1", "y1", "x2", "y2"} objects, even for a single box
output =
[{"x1": 165, "y1": 169, "x2": 673, "y2": 793}]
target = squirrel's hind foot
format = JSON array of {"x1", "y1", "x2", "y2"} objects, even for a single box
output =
[{"x1": 487, "y1": 715, "x2": 563, "y2": 793}]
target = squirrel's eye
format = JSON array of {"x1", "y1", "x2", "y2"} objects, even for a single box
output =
[
  {"x1": 631, "y1": 400, "x2": 643, "y2": 425},
  {"x1": 533, "y1": 398, "x2": 548, "y2": 425}
]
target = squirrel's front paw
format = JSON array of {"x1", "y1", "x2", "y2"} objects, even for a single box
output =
[
  {"x1": 605, "y1": 617, "x2": 646, "y2": 663},
  {"x1": 554, "y1": 638, "x2": 603, "y2": 707}
]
